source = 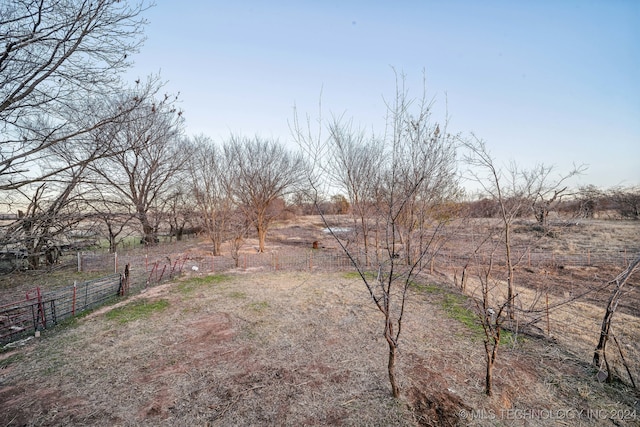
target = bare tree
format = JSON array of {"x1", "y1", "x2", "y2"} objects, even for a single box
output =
[
  {"x1": 609, "y1": 186, "x2": 640, "y2": 220},
  {"x1": 85, "y1": 196, "x2": 135, "y2": 253},
  {"x1": 462, "y1": 136, "x2": 584, "y2": 320},
  {"x1": 593, "y1": 254, "x2": 640, "y2": 386},
  {"x1": 228, "y1": 208, "x2": 251, "y2": 267},
  {"x1": 89, "y1": 85, "x2": 186, "y2": 245},
  {"x1": 0, "y1": 121, "x2": 129, "y2": 266},
  {"x1": 164, "y1": 185, "x2": 196, "y2": 242},
  {"x1": 327, "y1": 117, "x2": 384, "y2": 265},
  {"x1": 529, "y1": 163, "x2": 586, "y2": 229},
  {"x1": 223, "y1": 136, "x2": 305, "y2": 253},
  {"x1": 187, "y1": 135, "x2": 234, "y2": 255},
  {"x1": 294, "y1": 72, "x2": 459, "y2": 398},
  {"x1": 0, "y1": 0, "x2": 151, "y2": 191},
  {"x1": 473, "y1": 246, "x2": 512, "y2": 396},
  {"x1": 3, "y1": 164, "x2": 88, "y2": 269},
  {"x1": 575, "y1": 185, "x2": 603, "y2": 219}
]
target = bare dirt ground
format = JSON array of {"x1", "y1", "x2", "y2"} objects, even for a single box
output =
[{"x1": 1, "y1": 216, "x2": 639, "y2": 426}]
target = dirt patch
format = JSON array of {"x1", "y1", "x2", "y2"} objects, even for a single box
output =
[
  {"x1": 405, "y1": 353, "x2": 472, "y2": 426},
  {"x1": 185, "y1": 312, "x2": 235, "y2": 342}
]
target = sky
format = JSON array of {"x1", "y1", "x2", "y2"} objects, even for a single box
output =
[{"x1": 126, "y1": 0, "x2": 640, "y2": 190}]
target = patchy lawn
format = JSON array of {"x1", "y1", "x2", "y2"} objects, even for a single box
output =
[{"x1": 1, "y1": 271, "x2": 638, "y2": 426}]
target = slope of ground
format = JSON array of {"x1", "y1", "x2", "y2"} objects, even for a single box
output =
[{"x1": 1, "y1": 271, "x2": 638, "y2": 426}]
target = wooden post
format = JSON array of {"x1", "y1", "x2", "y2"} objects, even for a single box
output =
[
  {"x1": 36, "y1": 287, "x2": 46, "y2": 329},
  {"x1": 114, "y1": 252, "x2": 118, "y2": 273},
  {"x1": 77, "y1": 252, "x2": 81, "y2": 272}
]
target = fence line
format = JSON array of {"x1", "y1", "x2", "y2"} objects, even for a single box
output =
[
  {"x1": 4, "y1": 245, "x2": 638, "y2": 387},
  {"x1": 78, "y1": 250, "x2": 358, "y2": 279},
  {"x1": 0, "y1": 274, "x2": 122, "y2": 345}
]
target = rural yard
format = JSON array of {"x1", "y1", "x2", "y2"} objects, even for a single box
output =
[
  {"x1": 1, "y1": 217, "x2": 639, "y2": 426},
  {"x1": 2, "y1": 2, "x2": 639, "y2": 426}
]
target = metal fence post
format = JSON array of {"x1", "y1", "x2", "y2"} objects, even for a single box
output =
[{"x1": 72, "y1": 282, "x2": 77, "y2": 316}]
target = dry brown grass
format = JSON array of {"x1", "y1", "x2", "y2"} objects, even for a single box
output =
[
  {"x1": 1, "y1": 269, "x2": 639, "y2": 426},
  {"x1": 1, "y1": 216, "x2": 639, "y2": 426}
]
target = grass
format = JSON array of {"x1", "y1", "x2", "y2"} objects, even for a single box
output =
[
  {"x1": 229, "y1": 291, "x2": 247, "y2": 299},
  {"x1": 410, "y1": 281, "x2": 442, "y2": 294},
  {"x1": 0, "y1": 352, "x2": 23, "y2": 368},
  {"x1": 249, "y1": 301, "x2": 270, "y2": 311},
  {"x1": 343, "y1": 271, "x2": 376, "y2": 280},
  {"x1": 174, "y1": 274, "x2": 231, "y2": 295},
  {"x1": 54, "y1": 305, "x2": 101, "y2": 329},
  {"x1": 411, "y1": 280, "x2": 515, "y2": 343},
  {"x1": 105, "y1": 299, "x2": 169, "y2": 324},
  {"x1": 2, "y1": 270, "x2": 639, "y2": 426},
  {"x1": 440, "y1": 293, "x2": 483, "y2": 334}
]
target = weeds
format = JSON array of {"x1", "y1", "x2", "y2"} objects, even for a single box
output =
[{"x1": 105, "y1": 299, "x2": 169, "y2": 324}]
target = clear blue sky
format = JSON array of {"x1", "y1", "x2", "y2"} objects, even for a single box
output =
[{"x1": 127, "y1": 0, "x2": 640, "y2": 189}]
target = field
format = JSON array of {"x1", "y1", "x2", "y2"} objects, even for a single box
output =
[{"x1": 0, "y1": 217, "x2": 639, "y2": 426}]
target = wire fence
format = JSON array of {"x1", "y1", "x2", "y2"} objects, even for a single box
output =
[
  {"x1": 0, "y1": 249, "x2": 356, "y2": 346},
  {"x1": 77, "y1": 249, "x2": 357, "y2": 279},
  {"x1": 0, "y1": 274, "x2": 122, "y2": 345},
  {"x1": 2, "y1": 241, "x2": 638, "y2": 388}
]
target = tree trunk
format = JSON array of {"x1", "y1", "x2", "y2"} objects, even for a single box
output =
[
  {"x1": 388, "y1": 341, "x2": 400, "y2": 398},
  {"x1": 257, "y1": 226, "x2": 267, "y2": 253},
  {"x1": 28, "y1": 254, "x2": 40, "y2": 270},
  {"x1": 107, "y1": 224, "x2": 118, "y2": 253},
  {"x1": 109, "y1": 235, "x2": 117, "y2": 253},
  {"x1": 593, "y1": 255, "x2": 640, "y2": 372},
  {"x1": 139, "y1": 212, "x2": 157, "y2": 246},
  {"x1": 504, "y1": 222, "x2": 515, "y2": 320},
  {"x1": 360, "y1": 213, "x2": 369, "y2": 266},
  {"x1": 384, "y1": 317, "x2": 401, "y2": 398},
  {"x1": 484, "y1": 339, "x2": 499, "y2": 396},
  {"x1": 485, "y1": 345, "x2": 493, "y2": 396}
]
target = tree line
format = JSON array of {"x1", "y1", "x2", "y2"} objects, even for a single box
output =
[{"x1": 2, "y1": 1, "x2": 638, "y2": 270}]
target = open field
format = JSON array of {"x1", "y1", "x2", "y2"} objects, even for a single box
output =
[
  {"x1": 1, "y1": 271, "x2": 639, "y2": 426},
  {"x1": 0, "y1": 216, "x2": 639, "y2": 426}
]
